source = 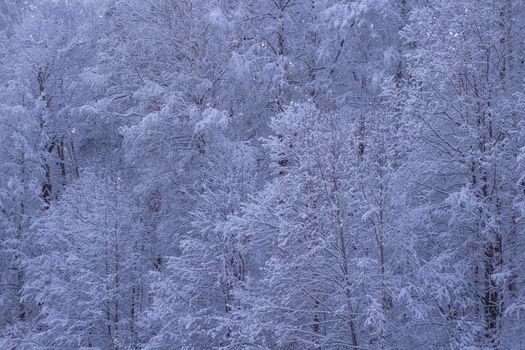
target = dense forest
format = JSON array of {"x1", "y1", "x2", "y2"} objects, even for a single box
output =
[{"x1": 1, "y1": 0, "x2": 524, "y2": 349}]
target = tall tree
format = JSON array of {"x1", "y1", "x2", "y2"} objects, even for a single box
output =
[
  {"x1": 403, "y1": 0, "x2": 525, "y2": 347},
  {"x1": 21, "y1": 172, "x2": 145, "y2": 350}
]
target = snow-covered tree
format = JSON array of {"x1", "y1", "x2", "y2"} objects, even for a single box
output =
[
  {"x1": 20, "y1": 172, "x2": 144, "y2": 349},
  {"x1": 144, "y1": 107, "x2": 257, "y2": 349},
  {"x1": 403, "y1": 0, "x2": 525, "y2": 347}
]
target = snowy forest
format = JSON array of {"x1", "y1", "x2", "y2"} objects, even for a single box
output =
[{"x1": 0, "y1": 0, "x2": 524, "y2": 349}]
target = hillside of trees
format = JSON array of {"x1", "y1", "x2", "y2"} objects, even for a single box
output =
[{"x1": 1, "y1": 0, "x2": 524, "y2": 349}]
